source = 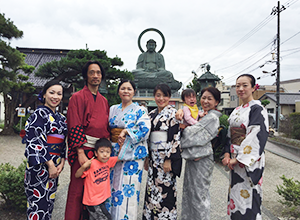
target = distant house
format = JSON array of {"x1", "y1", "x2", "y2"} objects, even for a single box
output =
[
  {"x1": 274, "y1": 78, "x2": 300, "y2": 93},
  {"x1": 17, "y1": 47, "x2": 72, "y2": 113},
  {"x1": 259, "y1": 92, "x2": 300, "y2": 115}
]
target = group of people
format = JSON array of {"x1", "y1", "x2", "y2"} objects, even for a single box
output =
[{"x1": 24, "y1": 60, "x2": 269, "y2": 220}]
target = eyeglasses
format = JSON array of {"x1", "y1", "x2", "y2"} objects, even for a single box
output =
[{"x1": 88, "y1": 70, "x2": 102, "y2": 76}]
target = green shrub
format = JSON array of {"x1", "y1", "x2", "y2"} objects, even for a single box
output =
[
  {"x1": 289, "y1": 112, "x2": 300, "y2": 140},
  {"x1": 0, "y1": 160, "x2": 27, "y2": 211},
  {"x1": 219, "y1": 114, "x2": 229, "y2": 129},
  {"x1": 13, "y1": 114, "x2": 30, "y2": 134},
  {"x1": 279, "y1": 112, "x2": 300, "y2": 140},
  {"x1": 276, "y1": 175, "x2": 300, "y2": 217}
]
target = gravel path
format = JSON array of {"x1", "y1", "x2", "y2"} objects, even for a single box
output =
[{"x1": 1, "y1": 135, "x2": 300, "y2": 219}]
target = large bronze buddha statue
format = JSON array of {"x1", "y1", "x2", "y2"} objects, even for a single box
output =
[{"x1": 132, "y1": 39, "x2": 181, "y2": 91}]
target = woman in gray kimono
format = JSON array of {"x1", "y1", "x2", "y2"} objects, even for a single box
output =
[{"x1": 177, "y1": 87, "x2": 221, "y2": 220}]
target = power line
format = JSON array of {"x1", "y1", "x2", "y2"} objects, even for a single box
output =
[
  {"x1": 215, "y1": 37, "x2": 275, "y2": 72},
  {"x1": 208, "y1": 14, "x2": 276, "y2": 63}
]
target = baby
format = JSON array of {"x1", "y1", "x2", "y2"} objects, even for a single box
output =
[{"x1": 181, "y1": 88, "x2": 205, "y2": 126}]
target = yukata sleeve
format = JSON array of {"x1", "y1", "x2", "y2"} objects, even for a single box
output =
[
  {"x1": 236, "y1": 105, "x2": 268, "y2": 184},
  {"x1": 60, "y1": 114, "x2": 68, "y2": 159},
  {"x1": 165, "y1": 109, "x2": 181, "y2": 160},
  {"x1": 25, "y1": 111, "x2": 51, "y2": 166},
  {"x1": 165, "y1": 109, "x2": 182, "y2": 177},
  {"x1": 183, "y1": 106, "x2": 198, "y2": 125},
  {"x1": 67, "y1": 94, "x2": 87, "y2": 165},
  {"x1": 118, "y1": 107, "x2": 151, "y2": 161},
  {"x1": 126, "y1": 107, "x2": 151, "y2": 144}
]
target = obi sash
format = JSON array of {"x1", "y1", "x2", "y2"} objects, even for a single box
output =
[
  {"x1": 83, "y1": 135, "x2": 99, "y2": 149},
  {"x1": 47, "y1": 134, "x2": 64, "y2": 156},
  {"x1": 230, "y1": 127, "x2": 246, "y2": 146},
  {"x1": 111, "y1": 128, "x2": 124, "y2": 143},
  {"x1": 149, "y1": 131, "x2": 168, "y2": 151}
]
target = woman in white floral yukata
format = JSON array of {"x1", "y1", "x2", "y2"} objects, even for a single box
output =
[
  {"x1": 143, "y1": 83, "x2": 182, "y2": 220},
  {"x1": 222, "y1": 74, "x2": 268, "y2": 219},
  {"x1": 108, "y1": 79, "x2": 151, "y2": 220}
]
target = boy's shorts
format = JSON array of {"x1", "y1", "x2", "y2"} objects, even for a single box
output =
[{"x1": 86, "y1": 203, "x2": 111, "y2": 220}]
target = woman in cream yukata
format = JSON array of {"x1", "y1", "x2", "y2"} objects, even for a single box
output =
[
  {"x1": 222, "y1": 74, "x2": 268, "y2": 220},
  {"x1": 108, "y1": 79, "x2": 151, "y2": 220}
]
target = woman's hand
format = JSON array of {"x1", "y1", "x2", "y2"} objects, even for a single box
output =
[
  {"x1": 222, "y1": 153, "x2": 230, "y2": 166},
  {"x1": 118, "y1": 129, "x2": 128, "y2": 147},
  {"x1": 144, "y1": 157, "x2": 149, "y2": 171},
  {"x1": 175, "y1": 109, "x2": 184, "y2": 121},
  {"x1": 46, "y1": 160, "x2": 59, "y2": 179},
  {"x1": 163, "y1": 159, "x2": 172, "y2": 173},
  {"x1": 78, "y1": 148, "x2": 88, "y2": 166},
  {"x1": 56, "y1": 158, "x2": 65, "y2": 175},
  {"x1": 228, "y1": 158, "x2": 238, "y2": 170}
]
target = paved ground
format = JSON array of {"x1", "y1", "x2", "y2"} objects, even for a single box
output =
[{"x1": 1, "y1": 135, "x2": 300, "y2": 219}]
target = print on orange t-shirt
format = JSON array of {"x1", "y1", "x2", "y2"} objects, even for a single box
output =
[{"x1": 81, "y1": 156, "x2": 118, "y2": 206}]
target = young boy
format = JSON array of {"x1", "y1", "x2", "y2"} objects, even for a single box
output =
[
  {"x1": 181, "y1": 88, "x2": 205, "y2": 127},
  {"x1": 75, "y1": 138, "x2": 119, "y2": 220}
]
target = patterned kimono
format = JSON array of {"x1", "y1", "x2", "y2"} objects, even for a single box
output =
[
  {"x1": 225, "y1": 100, "x2": 268, "y2": 219},
  {"x1": 181, "y1": 109, "x2": 221, "y2": 220},
  {"x1": 143, "y1": 105, "x2": 182, "y2": 220},
  {"x1": 24, "y1": 106, "x2": 67, "y2": 220},
  {"x1": 108, "y1": 102, "x2": 150, "y2": 220}
]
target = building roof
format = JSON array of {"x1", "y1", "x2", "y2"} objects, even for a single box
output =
[
  {"x1": 259, "y1": 92, "x2": 300, "y2": 105},
  {"x1": 17, "y1": 47, "x2": 70, "y2": 88}
]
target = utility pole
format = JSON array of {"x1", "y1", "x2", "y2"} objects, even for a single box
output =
[{"x1": 271, "y1": 1, "x2": 286, "y2": 130}]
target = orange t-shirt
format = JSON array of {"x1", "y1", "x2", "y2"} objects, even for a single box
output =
[{"x1": 81, "y1": 156, "x2": 118, "y2": 206}]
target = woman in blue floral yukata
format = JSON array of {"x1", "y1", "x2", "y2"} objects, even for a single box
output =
[
  {"x1": 108, "y1": 79, "x2": 151, "y2": 220},
  {"x1": 143, "y1": 83, "x2": 182, "y2": 220}
]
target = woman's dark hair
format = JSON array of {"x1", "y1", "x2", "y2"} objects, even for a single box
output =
[
  {"x1": 117, "y1": 79, "x2": 136, "y2": 94},
  {"x1": 153, "y1": 83, "x2": 171, "y2": 97},
  {"x1": 95, "y1": 138, "x2": 112, "y2": 151},
  {"x1": 236, "y1": 74, "x2": 256, "y2": 87},
  {"x1": 82, "y1": 60, "x2": 105, "y2": 80},
  {"x1": 181, "y1": 88, "x2": 196, "y2": 101},
  {"x1": 39, "y1": 80, "x2": 63, "y2": 104},
  {"x1": 200, "y1": 87, "x2": 221, "y2": 103}
]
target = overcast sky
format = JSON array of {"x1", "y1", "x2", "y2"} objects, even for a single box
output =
[{"x1": 1, "y1": 0, "x2": 299, "y2": 87}]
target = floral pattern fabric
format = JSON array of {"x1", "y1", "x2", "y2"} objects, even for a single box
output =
[
  {"x1": 24, "y1": 106, "x2": 67, "y2": 220},
  {"x1": 226, "y1": 100, "x2": 268, "y2": 219},
  {"x1": 108, "y1": 102, "x2": 150, "y2": 220},
  {"x1": 143, "y1": 105, "x2": 181, "y2": 220}
]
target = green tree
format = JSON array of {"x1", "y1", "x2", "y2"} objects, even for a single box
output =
[
  {"x1": 261, "y1": 99, "x2": 270, "y2": 107},
  {"x1": 0, "y1": 13, "x2": 35, "y2": 135},
  {"x1": 36, "y1": 49, "x2": 133, "y2": 106}
]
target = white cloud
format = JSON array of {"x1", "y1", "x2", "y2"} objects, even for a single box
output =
[{"x1": 1, "y1": 0, "x2": 299, "y2": 87}]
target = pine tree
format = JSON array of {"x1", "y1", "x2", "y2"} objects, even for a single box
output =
[
  {"x1": 0, "y1": 13, "x2": 35, "y2": 135},
  {"x1": 36, "y1": 49, "x2": 133, "y2": 106}
]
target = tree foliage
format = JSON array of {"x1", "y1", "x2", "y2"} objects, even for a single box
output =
[
  {"x1": 36, "y1": 49, "x2": 133, "y2": 106},
  {"x1": 0, "y1": 13, "x2": 35, "y2": 135},
  {"x1": 261, "y1": 99, "x2": 270, "y2": 107}
]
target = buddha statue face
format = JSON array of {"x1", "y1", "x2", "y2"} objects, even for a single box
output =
[{"x1": 146, "y1": 40, "x2": 156, "y2": 53}]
